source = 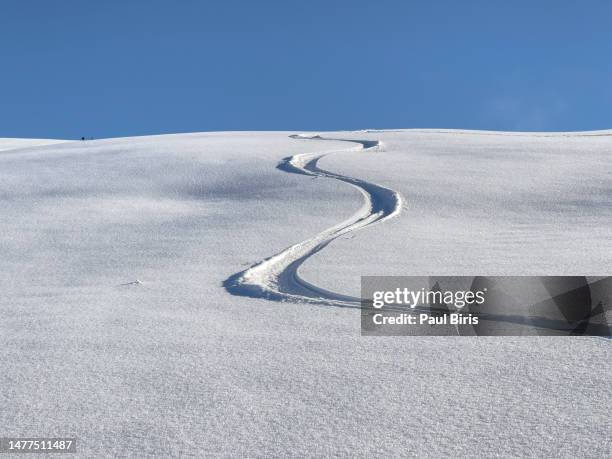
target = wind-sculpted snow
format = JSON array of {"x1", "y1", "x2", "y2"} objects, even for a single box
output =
[{"x1": 224, "y1": 135, "x2": 402, "y2": 307}]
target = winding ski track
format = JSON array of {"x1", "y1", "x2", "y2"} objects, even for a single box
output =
[{"x1": 223, "y1": 134, "x2": 403, "y2": 307}]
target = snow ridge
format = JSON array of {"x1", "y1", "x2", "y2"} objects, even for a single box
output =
[{"x1": 223, "y1": 135, "x2": 402, "y2": 307}]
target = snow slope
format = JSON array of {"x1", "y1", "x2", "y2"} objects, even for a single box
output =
[
  {"x1": 302, "y1": 130, "x2": 612, "y2": 292},
  {"x1": 0, "y1": 131, "x2": 610, "y2": 457},
  {"x1": 225, "y1": 135, "x2": 402, "y2": 307},
  {"x1": 0, "y1": 137, "x2": 68, "y2": 152}
]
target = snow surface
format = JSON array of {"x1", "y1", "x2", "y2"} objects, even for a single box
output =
[
  {"x1": 0, "y1": 137, "x2": 68, "y2": 152},
  {"x1": 302, "y1": 130, "x2": 612, "y2": 290},
  {"x1": 226, "y1": 136, "x2": 401, "y2": 307},
  {"x1": 0, "y1": 130, "x2": 610, "y2": 457}
]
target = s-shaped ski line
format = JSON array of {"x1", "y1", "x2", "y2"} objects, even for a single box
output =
[{"x1": 223, "y1": 134, "x2": 403, "y2": 308}]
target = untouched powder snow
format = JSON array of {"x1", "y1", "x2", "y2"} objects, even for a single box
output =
[
  {"x1": 0, "y1": 130, "x2": 610, "y2": 457},
  {"x1": 0, "y1": 137, "x2": 69, "y2": 152}
]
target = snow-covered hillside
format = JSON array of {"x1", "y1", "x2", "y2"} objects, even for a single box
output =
[
  {"x1": 1, "y1": 130, "x2": 610, "y2": 457},
  {"x1": 0, "y1": 137, "x2": 67, "y2": 152}
]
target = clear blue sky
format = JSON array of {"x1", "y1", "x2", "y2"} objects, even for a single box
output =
[{"x1": 2, "y1": 0, "x2": 611, "y2": 139}]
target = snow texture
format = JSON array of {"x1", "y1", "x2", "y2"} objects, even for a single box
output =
[
  {"x1": 0, "y1": 138, "x2": 68, "y2": 152},
  {"x1": 0, "y1": 130, "x2": 610, "y2": 457}
]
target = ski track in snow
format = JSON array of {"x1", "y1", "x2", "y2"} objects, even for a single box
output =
[{"x1": 223, "y1": 134, "x2": 402, "y2": 308}]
